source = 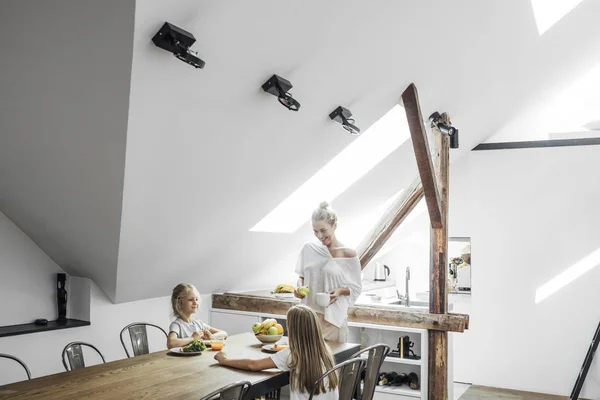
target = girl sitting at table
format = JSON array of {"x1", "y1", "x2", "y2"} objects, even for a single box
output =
[
  {"x1": 167, "y1": 283, "x2": 227, "y2": 349},
  {"x1": 214, "y1": 305, "x2": 339, "y2": 400}
]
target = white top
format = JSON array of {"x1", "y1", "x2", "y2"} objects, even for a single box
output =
[
  {"x1": 295, "y1": 241, "x2": 362, "y2": 328},
  {"x1": 168, "y1": 318, "x2": 211, "y2": 338},
  {"x1": 270, "y1": 348, "x2": 339, "y2": 400}
]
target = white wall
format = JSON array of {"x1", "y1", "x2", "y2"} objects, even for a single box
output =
[
  {"x1": 0, "y1": 211, "x2": 209, "y2": 385},
  {"x1": 0, "y1": 211, "x2": 65, "y2": 326},
  {"x1": 447, "y1": 145, "x2": 600, "y2": 398}
]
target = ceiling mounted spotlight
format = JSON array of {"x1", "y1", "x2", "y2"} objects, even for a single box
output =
[
  {"x1": 429, "y1": 112, "x2": 459, "y2": 149},
  {"x1": 152, "y1": 22, "x2": 205, "y2": 69},
  {"x1": 262, "y1": 75, "x2": 301, "y2": 111},
  {"x1": 329, "y1": 106, "x2": 360, "y2": 135}
]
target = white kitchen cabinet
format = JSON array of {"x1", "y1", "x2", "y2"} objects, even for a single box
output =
[{"x1": 210, "y1": 310, "x2": 260, "y2": 336}]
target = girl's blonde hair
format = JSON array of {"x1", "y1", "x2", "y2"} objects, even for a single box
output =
[
  {"x1": 171, "y1": 283, "x2": 199, "y2": 319},
  {"x1": 311, "y1": 201, "x2": 338, "y2": 227},
  {"x1": 287, "y1": 305, "x2": 338, "y2": 394}
]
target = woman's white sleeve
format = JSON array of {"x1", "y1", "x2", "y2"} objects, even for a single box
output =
[
  {"x1": 295, "y1": 245, "x2": 305, "y2": 276},
  {"x1": 346, "y1": 258, "x2": 363, "y2": 305}
]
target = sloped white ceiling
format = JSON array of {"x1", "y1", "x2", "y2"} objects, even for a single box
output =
[
  {"x1": 0, "y1": 0, "x2": 135, "y2": 301},
  {"x1": 2, "y1": 0, "x2": 600, "y2": 302}
]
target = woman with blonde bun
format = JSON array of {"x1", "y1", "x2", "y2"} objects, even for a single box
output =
[{"x1": 294, "y1": 201, "x2": 362, "y2": 342}]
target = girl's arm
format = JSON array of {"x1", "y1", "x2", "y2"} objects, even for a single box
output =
[
  {"x1": 214, "y1": 352, "x2": 276, "y2": 371},
  {"x1": 208, "y1": 328, "x2": 228, "y2": 339},
  {"x1": 167, "y1": 331, "x2": 202, "y2": 349}
]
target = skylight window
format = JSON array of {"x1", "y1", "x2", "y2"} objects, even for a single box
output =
[
  {"x1": 530, "y1": 0, "x2": 584, "y2": 36},
  {"x1": 250, "y1": 105, "x2": 410, "y2": 233}
]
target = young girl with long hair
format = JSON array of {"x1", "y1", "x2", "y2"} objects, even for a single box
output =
[
  {"x1": 167, "y1": 283, "x2": 227, "y2": 349},
  {"x1": 214, "y1": 305, "x2": 339, "y2": 399}
]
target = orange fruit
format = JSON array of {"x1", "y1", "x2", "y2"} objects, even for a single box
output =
[{"x1": 275, "y1": 324, "x2": 284, "y2": 335}]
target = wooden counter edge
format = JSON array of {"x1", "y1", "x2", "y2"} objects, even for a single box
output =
[{"x1": 212, "y1": 293, "x2": 469, "y2": 333}]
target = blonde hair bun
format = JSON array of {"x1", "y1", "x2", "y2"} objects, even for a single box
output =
[{"x1": 319, "y1": 201, "x2": 330, "y2": 209}]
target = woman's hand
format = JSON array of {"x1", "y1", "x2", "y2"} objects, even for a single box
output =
[
  {"x1": 214, "y1": 352, "x2": 227, "y2": 363},
  {"x1": 294, "y1": 287, "x2": 305, "y2": 299},
  {"x1": 329, "y1": 288, "x2": 350, "y2": 305}
]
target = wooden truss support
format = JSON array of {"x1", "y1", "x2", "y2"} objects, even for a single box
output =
[
  {"x1": 401, "y1": 83, "x2": 451, "y2": 400},
  {"x1": 402, "y1": 83, "x2": 443, "y2": 229},
  {"x1": 357, "y1": 177, "x2": 424, "y2": 269},
  {"x1": 213, "y1": 293, "x2": 469, "y2": 332}
]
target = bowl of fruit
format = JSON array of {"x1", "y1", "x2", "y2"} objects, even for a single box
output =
[{"x1": 252, "y1": 318, "x2": 284, "y2": 344}]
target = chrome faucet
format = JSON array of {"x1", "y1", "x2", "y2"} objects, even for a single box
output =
[{"x1": 396, "y1": 266, "x2": 411, "y2": 307}]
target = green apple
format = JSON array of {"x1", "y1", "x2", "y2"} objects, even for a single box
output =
[
  {"x1": 252, "y1": 322, "x2": 262, "y2": 334},
  {"x1": 298, "y1": 286, "x2": 310, "y2": 297},
  {"x1": 267, "y1": 326, "x2": 278, "y2": 335}
]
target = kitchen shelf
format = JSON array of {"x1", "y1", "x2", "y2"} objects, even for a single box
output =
[
  {"x1": 360, "y1": 353, "x2": 421, "y2": 366},
  {"x1": 0, "y1": 319, "x2": 90, "y2": 338},
  {"x1": 376, "y1": 385, "x2": 421, "y2": 397}
]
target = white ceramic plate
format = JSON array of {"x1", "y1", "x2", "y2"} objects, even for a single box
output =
[
  {"x1": 261, "y1": 343, "x2": 289, "y2": 353},
  {"x1": 261, "y1": 345, "x2": 278, "y2": 353},
  {"x1": 272, "y1": 292, "x2": 295, "y2": 298},
  {"x1": 169, "y1": 347, "x2": 203, "y2": 356}
]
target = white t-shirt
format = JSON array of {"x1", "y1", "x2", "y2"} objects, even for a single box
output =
[
  {"x1": 270, "y1": 348, "x2": 339, "y2": 400},
  {"x1": 168, "y1": 318, "x2": 211, "y2": 338}
]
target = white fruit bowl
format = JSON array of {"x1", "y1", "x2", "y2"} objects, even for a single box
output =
[{"x1": 254, "y1": 333, "x2": 283, "y2": 344}]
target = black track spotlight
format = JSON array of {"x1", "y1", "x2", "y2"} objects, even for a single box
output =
[
  {"x1": 329, "y1": 106, "x2": 360, "y2": 135},
  {"x1": 152, "y1": 22, "x2": 205, "y2": 69},
  {"x1": 429, "y1": 112, "x2": 459, "y2": 149},
  {"x1": 262, "y1": 75, "x2": 301, "y2": 111}
]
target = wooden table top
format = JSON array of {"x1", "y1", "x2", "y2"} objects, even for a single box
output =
[{"x1": 0, "y1": 333, "x2": 360, "y2": 400}]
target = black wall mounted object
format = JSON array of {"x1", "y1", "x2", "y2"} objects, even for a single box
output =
[
  {"x1": 57, "y1": 273, "x2": 68, "y2": 322},
  {"x1": 152, "y1": 22, "x2": 205, "y2": 69},
  {"x1": 329, "y1": 106, "x2": 360, "y2": 135},
  {"x1": 262, "y1": 75, "x2": 301, "y2": 111}
]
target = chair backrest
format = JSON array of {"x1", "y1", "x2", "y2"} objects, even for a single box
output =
[
  {"x1": 199, "y1": 380, "x2": 251, "y2": 400},
  {"x1": 308, "y1": 357, "x2": 366, "y2": 400},
  {"x1": 351, "y1": 344, "x2": 391, "y2": 400},
  {"x1": 0, "y1": 353, "x2": 31, "y2": 381},
  {"x1": 61, "y1": 341, "x2": 106, "y2": 371},
  {"x1": 120, "y1": 322, "x2": 168, "y2": 358}
]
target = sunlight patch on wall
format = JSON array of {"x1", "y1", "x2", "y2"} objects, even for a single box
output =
[
  {"x1": 250, "y1": 105, "x2": 410, "y2": 233},
  {"x1": 531, "y1": 0, "x2": 584, "y2": 36},
  {"x1": 535, "y1": 247, "x2": 600, "y2": 303}
]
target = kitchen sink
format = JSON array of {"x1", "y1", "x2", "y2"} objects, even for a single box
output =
[{"x1": 386, "y1": 300, "x2": 429, "y2": 308}]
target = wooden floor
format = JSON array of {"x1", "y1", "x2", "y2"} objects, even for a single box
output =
[{"x1": 459, "y1": 385, "x2": 580, "y2": 400}]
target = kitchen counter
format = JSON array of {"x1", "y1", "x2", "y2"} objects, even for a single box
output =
[{"x1": 212, "y1": 290, "x2": 469, "y2": 332}]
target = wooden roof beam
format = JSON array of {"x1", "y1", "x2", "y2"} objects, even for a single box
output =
[
  {"x1": 357, "y1": 177, "x2": 424, "y2": 269},
  {"x1": 401, "y1": 83, "x2": 443, "y2": 229}
]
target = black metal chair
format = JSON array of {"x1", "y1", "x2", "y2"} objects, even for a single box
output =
[
  {"x1": 0, "y1": 353, "x2": 31, "y2": 381},
  {"x1": 120, "y1": 322, "x2": 168, "y2": 358},
  {"x1": 351, "y1": 344, "x2": 391, "y2": 400},
  {"x1": 61, "y1": 341, "x2": 106, "y2": 371},
  {"x1": 199, "y1": 380, "x2": 251, "y2": 400},
  {"x1": 308, "y1": 357, "x2": 366, "y2": 400}
]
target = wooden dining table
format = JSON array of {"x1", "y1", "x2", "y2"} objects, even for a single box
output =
[{"x1": 0, "y1": 332, "x2": 361, "y2": 399}]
